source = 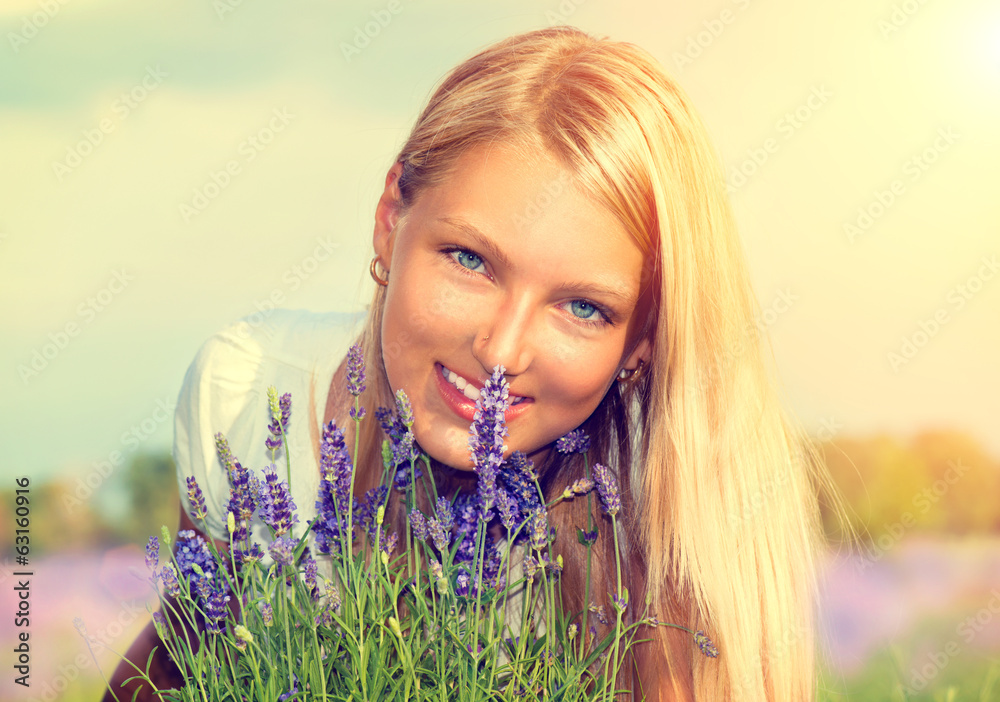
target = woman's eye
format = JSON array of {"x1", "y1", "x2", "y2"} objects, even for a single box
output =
[
  {"x1": 566, "y1": 300, "x2": 611, "y2": 327},
  {"x1": 449, "y1": 248, "x2": 486, "y2": 274}
]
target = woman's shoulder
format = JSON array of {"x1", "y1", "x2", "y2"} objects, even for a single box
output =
[{"x1": 172, "y1": 307, "x2": 367, "y2": 537}]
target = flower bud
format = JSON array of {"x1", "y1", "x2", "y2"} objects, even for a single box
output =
[{"x1": 227, "y1": 512, "x2": 236, "y2": 535}]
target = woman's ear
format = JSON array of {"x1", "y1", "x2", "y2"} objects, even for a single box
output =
[
  {"x1": 623, "y1": 335, "x2": 653, "y2": 375},
  {"x1": 373, "y1": 162, "x2": 405, "y2": 267}
]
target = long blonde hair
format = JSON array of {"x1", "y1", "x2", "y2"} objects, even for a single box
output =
[{"x1": 352, "y1": 26, "x2": 828, "y2": 701}]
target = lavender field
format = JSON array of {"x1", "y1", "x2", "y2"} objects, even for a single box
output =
[{"x1": 4, "y1": 535, "x2": 1000, "y2": 701}]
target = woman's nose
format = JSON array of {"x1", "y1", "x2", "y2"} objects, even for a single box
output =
[{"x1": 472, "y1": 297, "x2": 535, "y2": 377}]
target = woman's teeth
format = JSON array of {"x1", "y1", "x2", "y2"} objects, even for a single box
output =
[
  {"x1": 441, "y1": 365, "x2": 527, "y2": 405},
  {"x1": 442, "y1": 365, "x2": 481, "y2": 401}
]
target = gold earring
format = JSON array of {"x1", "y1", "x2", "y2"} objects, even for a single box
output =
[
  {"x1": 370, "y1": 256, "x2": 389, "y2": 286},
  {"x1": 617, "y1": 358, "x2": 646, "y2": 383}
]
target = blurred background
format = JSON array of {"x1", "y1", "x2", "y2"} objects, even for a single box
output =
[{"x1": 1, "y1": 0, "x2": 998, "y2": 699}]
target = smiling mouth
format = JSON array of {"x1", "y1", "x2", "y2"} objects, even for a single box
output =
[{"x1": 439, "y1": 364, "x2": 529, "y2": 405}]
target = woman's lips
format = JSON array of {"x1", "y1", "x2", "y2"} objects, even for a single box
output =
[{"x1": 434, "y1": 362, "x2": 533, "y2": 425}]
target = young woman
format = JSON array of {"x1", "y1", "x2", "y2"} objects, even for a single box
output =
[{"x1": 107, "y1": 25, "x2": 827, "y2": 701}]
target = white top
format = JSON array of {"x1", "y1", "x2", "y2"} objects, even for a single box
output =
[{"x1": 172, "y1": 308, "x2": 368, "y2": 544}]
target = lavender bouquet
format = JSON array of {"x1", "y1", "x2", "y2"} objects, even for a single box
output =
[{"x1": 90, "y1": 345, "x2": 717, "y2": 701}]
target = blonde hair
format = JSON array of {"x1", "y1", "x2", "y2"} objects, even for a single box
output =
[{"x1": 352, "y1": 26, "x2": 829, "y2": 700}]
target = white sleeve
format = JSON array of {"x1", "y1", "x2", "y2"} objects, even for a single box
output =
[{"x1": 172, "y1": 318, "x2": 271, "y2": 540}]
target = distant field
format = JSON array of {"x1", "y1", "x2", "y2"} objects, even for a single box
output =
[{"x1": 7, "y1": 536, "x2": 1000, "y2": 701}]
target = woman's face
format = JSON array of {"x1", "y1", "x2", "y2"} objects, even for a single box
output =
[{"x1": 373, "y1": 142, "x2": 651, "y2": 472}]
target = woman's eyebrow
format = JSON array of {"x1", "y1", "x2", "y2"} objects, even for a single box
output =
[{"x1": 436, "y1": 215, "x2": 637, "y2": 308}]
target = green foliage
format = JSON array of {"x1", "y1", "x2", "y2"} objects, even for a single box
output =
[{"x1": 816, "y1": 430, "x2": 1000, "y2": 543}]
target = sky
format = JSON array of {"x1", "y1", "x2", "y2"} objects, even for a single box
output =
[{"x1": 2, "y1": 0, "x2": 999, "y2": 483}]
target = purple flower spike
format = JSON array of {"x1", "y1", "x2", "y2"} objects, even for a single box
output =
[
  {"x1": 555, "y1": 428, "x2": 591, "y2": 454},
  {"x1": 302, "y1": 551, "x2": 319, "y2": 600},
  {"x1": 435, "y1": 497, "x2": 454, "y2": 531},
  {"x1": 694, "y1": 630, "x2": 719, "y2": 658},
  {"x1": 394, "y1": 389, "x2": 415, "y2": 429},
  {"x1": 194, "y1": 579, "x2": 230, "y2": 635},
  {"x1": 346, "y1": 343, "x2": 366, "y2": 397},
  {"x1": 159, "y1": 563, "x2": 181, "y2": 597},
  {"x1": 592, "y1": 462, "x2": 621, "y2": 517},
  {"x1": 145, "y1": 536, "x2": 159, "y2": 572},
  {"x1": 257, "y1": 466, "x2": 299, "y2": 537},
  {"x1": 266, "y1": 390, "x2": 292, "y2": 452},
  {"x1": 268, "y1": 536, "x2": 296, "y2": 567},
  {"x1": 186, "y1": 476, "x2": 208, "y2": 521},
  {"x1": 467, "y1": 365, "x2": 510, "y2": 520},
  {"x1": 529, "y1": 510, "x2": 549, "y2": 551},
  {"x1": 375, "y1": 398, "x2": 420, "y2": 468},
  {"x1": 409, "y1": 510, "x2": 429, "y2": 541},
  {"x1": 427, "y1": 518, "x2": 449, "y2": 552},
  {"x1": 312, "y1": 420, "x2": 356, "y2": 554},
  {"x1": 496, "y1": 487, "x2": 517, "y2": 532}
]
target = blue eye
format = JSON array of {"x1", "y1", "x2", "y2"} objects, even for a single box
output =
[
  {"x1": 569, "y1": 300, "x2": 598, "y2": 320},
  {"x1": 451, "y1": 249, "x2": 485, "y2": 273}
]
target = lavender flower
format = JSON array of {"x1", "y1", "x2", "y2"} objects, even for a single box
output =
[
  {"x1": 555, "y1": 428, "x2": 591, "y2": 454},
  {"x1": 588, "y1": 603, "x2": 609, "y2": 626},
  {"x1": 215, "y1": 432, "x2": 236, "y2": 472},
  {"x1": 145, "y1": 536, "x2": 159, "y2": 572},
  {"x1": 193, "y1": 578, "x2": 230, "y2": 635},
  {"x1": 186, "y1": 476, "x2": 208, "y2": 521},
  {"x1": 496, "y1": 487, "x2": 517, "y2": 531},
  {"x1": 258, "y1": 601, "x2": 274, "y2": 627},
  {"x1": 278, "y1": 676, "x2": 299, "y2": 701},
  {"x1": 612, "y1": 591, "x2": 628, "y2": 613},
  {"x1": 694, "y1": 630, "x2": 719, "y2": 658},
  {"x1": 467, "y1": 364, "x2": 510, "y2": 520},
  {"x1": 427, "y1": 518, "x2": 449, "y2": 552},
  {"x1": 375, "y1": 390, "x2": 420, "y2": 468},
  {"x1": 393, "y1": 463, "x2": 423, "y2": 492},
  {"x1": 152, "y1": 611, "x2": 167, "y2": 630},
  {"x1": 268, "y1": 537, "x2": 296, "y2": 567},
  {"x1": 175, "y1": 530, "x2": 216, "y2": 588},
  {"x1": 265, "y1": 387, "x2": 292, "y2": 451},
  {"x1": 257, "y1": 466, "x2": 299, "y2": 537},
  {"x1": 455, "y1": 569, "x2": 471, "y2": 597},
  {"x1": 435, "y1": 497, "x2": 454, "y2": 531},
  {"x1": 222, "y1": 442, "x2": 258, "y2": 561},
  {"x1": 313, "y1": 420, "x2": 355, "y2": 555},
  {"x1": 302, "y1": 550, "x2": 319, "y2": 600},
  {"x1": 408, "y1": 510, "x2": 429, "y2": 541},
  {"x1": 497, "y1": 451, "x2": 541, "y2": 538},
  {"x1": 529, "y1": 510, "x2": 549, "y2": 551},
  {"x1": 592, "y1": 462, "x2": 621, "y2": 517},
  {"x1": 346, "y1": 343, "x2": 366, "y2": 397},
  {"x1": 578, "y1": 528, "x2": 598, "y2": 546},
  {"x1": 159, "y1": 563, "x2": 181, "y2": 597}
]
